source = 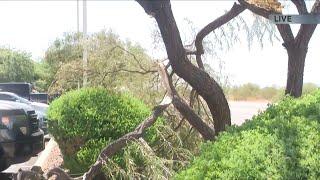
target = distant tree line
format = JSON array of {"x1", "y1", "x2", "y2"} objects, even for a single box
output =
[
  {"x1": 0, "y1": 48, "x2": 35, "y2": 83},
  {"x1": 227, "y1": 82, "x2": 319, "y2": 101}
]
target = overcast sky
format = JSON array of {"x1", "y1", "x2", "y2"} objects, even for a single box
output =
[{"x1": 0, "y1": 1, "x2": 319, "y2": 87}]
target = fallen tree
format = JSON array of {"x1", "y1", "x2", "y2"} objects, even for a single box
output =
[
  {"x1": 15, "y1": 94, "x2": 171, "y2": 180},
  {"x1": 15, "y1": 63, "x2": 203, "y2": 179},
  {"x1": 16, "y1": 1, "x2": 250, "y2": 179}
]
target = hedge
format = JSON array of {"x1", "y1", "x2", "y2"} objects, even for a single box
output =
[
  {"x1": 176, "y1": 90, "x2": 320, "y2": 179},
  {"x1": 47, "y1": 88, "x2": 159, "y2": 173}
]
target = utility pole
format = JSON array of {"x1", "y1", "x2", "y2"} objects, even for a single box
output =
[
  {"x1": 82, "y1": 0, "x2": 88, "y2": 87},
  {"x1": 77, "y1": 0, "x2": 79, "y2": 33},
  {"x1": 76, "y1": 0, "x2": 80, "y2": 89}
]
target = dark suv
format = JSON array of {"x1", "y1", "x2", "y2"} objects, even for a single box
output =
[
  {"x1": 0, "y1": 100, "x2": 44, "y2": 171},
  {"x1": 0, "y1": 92, "x2": 48, "y2": 134}
]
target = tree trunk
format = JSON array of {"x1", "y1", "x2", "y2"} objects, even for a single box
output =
[
  {"x1": 137, "y1": 0, "x2": 231, "y2": 134},
  {"x1": 285, "y1": 45, "x2": 308, "y2": 98}
]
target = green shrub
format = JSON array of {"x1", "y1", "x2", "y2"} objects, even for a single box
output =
[
  {"x1": 47, "y1": 88, "x2": 159, "y2": 173},
  {"x1": 176, "y1": 91, "x2": 320, "y2": 179}
]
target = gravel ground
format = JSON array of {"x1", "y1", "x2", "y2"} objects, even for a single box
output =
[{"x1": 41, "y1": 140, "x2": 63, "y2": 174}]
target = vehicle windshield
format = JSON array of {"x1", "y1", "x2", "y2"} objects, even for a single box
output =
[{"x1": 17, "y1": 96, "x2": 31, "y2": 104}]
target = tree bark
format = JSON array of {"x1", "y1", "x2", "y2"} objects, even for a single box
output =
[
  {"x1": 285, "y1": 44, "x2": 308, "y2": 97},
  {"x1": 137, "y1": 0, "x2": 231, "y2": 134},
  {"x1": 158, "y1": 63, "x2": 216, "y2": 140}
]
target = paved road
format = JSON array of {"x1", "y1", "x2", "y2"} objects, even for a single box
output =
[{"x1": 229, "y1": 101, "x2": 269, "y2": 125}]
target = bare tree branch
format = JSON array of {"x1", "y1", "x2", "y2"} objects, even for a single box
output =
[
  {"x1": 137, "y1": 0, "x2": 231, "y2": 134},
  {"x1": 110, "y1": 45, "x2": 150, "y2": 72},
  {"x1": 81, "y1": 101, "x2": 171, "y2": 179},
  {"x1": 295, "y1": 0, "x2": 320, "y2": 47},
  {"x1": 173, "y1": 117, "x2": 186, "y2": 131},
  {"x1": 97, "y1": 67, "x2": 156, "y2": 86},
  {"x1": 198, "y1": 97, "x2": 212, "y2": 122},
  {"x1": 295, "y1": 24, "x2": 317, "y2": 47},
  {"x1": 185, "y1": 49, "x2": 197, "y2": 55},
  {"x1": 311, "y1": 0, "x2": 320, "y2": 14},
  {"x1": 237, "y1": 0, "x2": 295, "y2": 47},
  {"x1": 46, "y1": 167, "x2": 75, "y2": 180},
  {"x1": 32, "y1": 97, "x2": 172, "y2": 180},
  {"x1": 195, "y1": 2, "x2": 245, "y2": 69},
  {"x1": 158, "y1": 63, "x2": 215, "y2": 140},
  {"x1": 291, "y1": 0, "x2": 308, "y2": 14},
  {"x1": 189, "y1": 89, "x2": 197, "y2": 107}
]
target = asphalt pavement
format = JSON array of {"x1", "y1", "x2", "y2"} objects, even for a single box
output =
[{"x1": 229, "y1": 101, "x2": 269, "y2": 125}]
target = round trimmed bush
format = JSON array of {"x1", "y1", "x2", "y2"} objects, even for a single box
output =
[
  {"x1": 176, "y1": 90, "x2": 320, "y2": 179},
  {"x1": 47, "y1": 88, "x2": 158, "y2": 173}
]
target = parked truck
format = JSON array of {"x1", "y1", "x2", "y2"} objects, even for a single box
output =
[
  {"x1": 0, "y1": 90, "x2": 49, "y2": 134},
  {"x1": 0, "y1": 100, "x2": 44, "y2": 173}
]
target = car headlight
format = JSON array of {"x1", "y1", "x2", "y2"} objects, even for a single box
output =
[
  {"x1": 1, "y1": 116, "x2": 10, "y2": 126},
  {"x1": 1, "y1": 116, "x2": 13, "y2": 129}
]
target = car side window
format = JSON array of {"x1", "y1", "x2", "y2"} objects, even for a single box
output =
[{"x1": 0, "y1": 94, "x2": 16, "y2": 101}]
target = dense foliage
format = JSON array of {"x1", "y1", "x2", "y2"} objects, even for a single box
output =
[
  {"x1": 0, "y1": 48, "x2": 35, "y2": 82},
  {"x1": 176, "y1": 90, "x2": 320, "y2": 179},
  {"x1": 47, "y1": 88, "x2": 159, "y2": 173},
  {"x1": 40, "y1": 30, "x2": 162, "y2": 105}
]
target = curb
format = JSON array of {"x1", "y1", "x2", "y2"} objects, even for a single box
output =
[{"x1": 34, "y1": 138, "x2": 58, "y2": 169}]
